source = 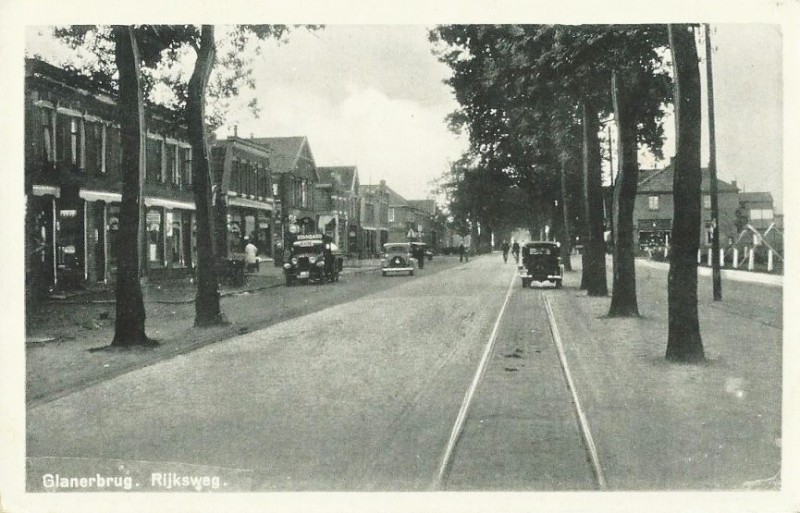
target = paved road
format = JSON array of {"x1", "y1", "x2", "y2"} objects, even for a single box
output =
[{"x1": 26, "y1": 254, "x2": 782, "y2": 492}]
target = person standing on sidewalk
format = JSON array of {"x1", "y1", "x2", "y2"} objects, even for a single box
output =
[
  {"x1": 459, "y1": 242, "x2": 469, "y2": 263},
  {"x1": 501, "y1": 240, "x2": 510, "y2": 263},
  {"x1": 511, "y1": 240, "x2": 520, "y2": 264},
  {"x1": 244, "y1": 238, "x2": 259, "y2": 273}
]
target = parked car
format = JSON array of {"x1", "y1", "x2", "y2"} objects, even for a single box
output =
[
  {"x1": 382, "y1": 242, "x2": 419, "y2": 276},
  {"x1": 283, "y1": 234, "x2": 343, "y2": 286},
  {"x1": 518, "y1": 241, "x2": 563, "y2": 288}
]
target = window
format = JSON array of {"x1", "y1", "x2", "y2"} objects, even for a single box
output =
[
  {"x1": 272, "y1": 183, "x2": 279, "y2": 197},
  {"x1": 146, "y1": 138, "x2": 162, "y2": 183},
  {"x1": 166, "y1": 144, "x2": 178, "y2": 185},
  {"x1": 70, "y1": 118, "x2": 80, "y2": 166},
  {"x1": 181, "y1": 147, "x2": 193, "y2": 186},
  {"x1": 648, "y1": 195, "x2": 659, "y2": 211},
  {"x1": 703, "y1": 195, "x2": 711, "y2": 209},
  {"x1": 231, "y1": 159, "x2": 240, "y2": 193},
  {"x1": 388, "y1": 208, "x2": 395, "y2": 222},
  {"x1": 56, "y1": 115, "x2": 81, "y2": 165},
  {"x1": 750, "y1": 209, "x2": 762, "y2": 220},
  {"x1": 300, "y1": 180, "x2": 308, "y2": 208},
  {"x1": 84, "y1": 121, "x2": 103, "y2": 173},
  {"x1": 761, "y1": 209, "x2": 774, "y2": 220},
  {"x1": 146, "y1": 208, "x2": 164, "y2": 265},
  {"x1": 39, "y1": 108, "x2": 53, "y2": 164}
]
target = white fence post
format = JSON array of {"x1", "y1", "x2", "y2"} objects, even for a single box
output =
[
  {"x1": 664, "y1": 246, "x2": 668, "y2": 259},
  {"x1": 707, "y1": 249, "x2": 712, "y2": 266},
  {"x1": 748, "y1": 247, "x2": 755, "y2": 271},
  {"x1": 768, "y1": 249, "x2": 774, "y2": 272},
  {"x1": 719, "y1": 248, "x2": 725, "y2": 267},
  {"x1": 697, "y1": 249, "x2": 702, "y2": 264},
  {"x1": 733, "y1": 247, "x2": 739, "y2": 268}
]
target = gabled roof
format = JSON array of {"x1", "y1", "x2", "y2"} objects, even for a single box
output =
[
  {"x1": 407, "y1": 199, "x2": 436, "y2": 215},
  {"x1": 249, "y1": 136, "x2": 313, "y2": 175},
  {"x1": 361, "y1": 183, "x2": 405, "y2": 204},
  {"x1": 738, "y1": 192, "x2": 774, "y2": 204},
  {"x1": 637, "y1": 165, "x2": 739, "y2": 194},
  {"x1": 317, "y1": 166, "x2": 358, "y2": 193}
]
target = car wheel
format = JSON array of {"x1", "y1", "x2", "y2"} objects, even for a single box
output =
[
  {"x1": 555, "y1": 279, "x2": 563, "y2": 289},
  {"x1": 521, "y1": 278, "x2": 531, "y2": 288}
]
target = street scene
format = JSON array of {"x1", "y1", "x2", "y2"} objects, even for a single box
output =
[{"x1": 5, "y1": 15, "x2": 795, "y2": 513}]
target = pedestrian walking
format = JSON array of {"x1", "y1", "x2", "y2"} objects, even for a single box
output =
[
  {"x1": 459, "y1": 242, "x2": 468, "y2": 263},
  {"x1": 511, "y1": 240, "x2": 520, "y2": 263},
  {"x1": 501, "y1": 240, "x2": 510, "y2": 263},
  {"x1": 244, "y1": 237, "x2": 259, "y2": 273}
]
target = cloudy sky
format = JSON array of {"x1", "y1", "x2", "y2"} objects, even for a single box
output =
[{"x1": 25, "y1": 23, "x2": 784, "y2": 210}]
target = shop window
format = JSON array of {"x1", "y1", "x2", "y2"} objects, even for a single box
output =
[
  {"x1": 648, "y1": 195, "x2": 659, "y2": 211},
  {"x1": 146, "y1": 208, "x2": 164, "y2": 265},
  {"x1": 107, "y1": 205, "x2": 120, "y2": 270},
  {"x1": 166, "y1": 210, "x2": 184, "y2": 266}
]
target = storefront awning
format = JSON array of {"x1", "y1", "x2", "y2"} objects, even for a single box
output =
[
  {"x1": 228, "y1": 196, "x2": 274, "y2": 211},
  {"x1": 144, "y1": 197, "x2": 196, "y2": 211},
  {"x1": 80, "y1": 190, "x2": 121, "y2": 203},
  {"x1": 32, "y1": 185, "x2": 60, "y2": 198}
]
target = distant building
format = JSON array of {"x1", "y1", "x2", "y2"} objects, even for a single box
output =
[
  {"x1": 316, "y1": 166, "x2": 360, "y2": 255},
  {"x1": 359, "y1": 181, "x2": 390, "y2": 257},
  {"x1": 737, "y1": 191, "x2": 783, "y2": 256},
  {"x1": 210, "y1": 136, "x2": 277, "y2": 259},
  {"x1": 249, "y1": 136, "x2": 320, "y2": 253},
  {"x1": 634, "y1": 164, "x2": 740, "y2": 250}
]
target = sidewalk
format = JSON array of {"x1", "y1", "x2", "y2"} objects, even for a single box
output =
[
  {"x1": 25, "y1": 259, "x2": 381, "y2": 406},
  {"x1": 546, "y1": 256, "x2": 783, "y2": 489},
  {"x1": 638, "y1": 257, "x2": 784, "y2": 287}
]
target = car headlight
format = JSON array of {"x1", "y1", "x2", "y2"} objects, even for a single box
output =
[
  {"x1": 309, "y1": 256, "x2": 317, "y2": 264},
  {"x1": 291, "y1": 258, "x2": 298, "y2": 265},
  {"x1": 316, "y1": 261, "x2": 325, "y2": 267},
  {"x1": 283, "y1": 263, "x2": 292, "y2": 269}
]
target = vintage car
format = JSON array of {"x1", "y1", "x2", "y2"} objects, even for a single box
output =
[
  {"x1": 518, "y1": 241, "x2": 563, "y2": 288},
  {"x1": 381, "y1": 242, "x2": 419, "y2": 276},
  {"x1": 283, "y1": 234, "x2": 343, "y2": 286}
]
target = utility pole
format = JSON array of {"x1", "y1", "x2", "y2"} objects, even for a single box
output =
[{"x1": 706, "y1": 23, "x2": 722, "y2": 300}]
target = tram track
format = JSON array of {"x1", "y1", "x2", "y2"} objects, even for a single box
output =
[{"x1": 432, "y1": 272, "x2": 606, "y2": 491}]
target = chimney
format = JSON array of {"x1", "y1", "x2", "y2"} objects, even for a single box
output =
[
  {"x1": 233, "y1": 125, "x2": 238, "y2": 138},
  {"x1": 731, "y1": 180, "x2": 737, "y2": 190}
]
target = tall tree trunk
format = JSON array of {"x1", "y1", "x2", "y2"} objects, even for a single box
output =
[
  {"x1": 581, "y1": 100, "x2": 608, "y2": 296},
  {"x1": 111, "y1": 26, "x2": 152, "y2": 346},
  {"x1": 188, "y1": 25, "x2": 226, "y2": 327},
  {"x1": 559, "y1": 159, "x2": 573, "y2": 271},
  {"x1": 666, "y1": 24, "x2": 705, "y2": 362},
  {"x1": 608, "y1": 71, "x2": 640, "y2": 317}
]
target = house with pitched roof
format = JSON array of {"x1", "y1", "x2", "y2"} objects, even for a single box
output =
[
  {"x1": 316, "y1": 166, "x2": 360, "y2": 254},
  {"x1": 358, "y1": 181, "x2": 391, "y2": 257},
  {"x1": 249, "y1": 136, "x2": 320, "y2": 254},
  {"x1": 210, "y1": 135, "x2": 277, "y2": 259},
  {"x1": 634, "y1": 163, "x2": 740, "y2": 251}
]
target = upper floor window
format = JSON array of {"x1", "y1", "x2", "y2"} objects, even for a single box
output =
[
  {"x1": 145, "y1": 138, "x2": 163, "y2": 183},
  {"x1": 648, "y1": 195, "x2": 659, "y2": 211},
  {"x1": 703, "y1": 194, "x2": 711, "y2": 209},
  {"x1": 180, "y1": 147, "x2": 193, "y2": 186},
  {"x1": 750, "y1": 208, "x2": 774, "y2": 221},
  {"x1": 166, "y1": 143, "x2": 178, "y2": 185},
  {"x1": 388, "y1": 208, "x2": 395, "y2": 222},
  {"x1": 39, "y1": 108, "x2": 53, "y2": 164},
  {"x1": 56, "y1": 115, "x2": 82, "y2": 166},
  {"x1": 272, "y1": 183, "x2": 279, "y2": 198},
  {"x1": 300, "y1": 180, "x2": 308, "y2": 208}
]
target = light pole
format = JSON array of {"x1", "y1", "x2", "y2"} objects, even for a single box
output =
[{"x1": 706, "y1": 23, "x2": 722, "y2": 301}]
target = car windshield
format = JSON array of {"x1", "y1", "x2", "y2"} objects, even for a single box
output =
[
  {"x1": 526, "y1": 245, "x2": 556, "y2": 256},
  {"x1": 292, "y1": 242, "x2": 324, "y2": 256},
  {"x1": 385, "y1": 245, "x2": 409, "y2": 254}
]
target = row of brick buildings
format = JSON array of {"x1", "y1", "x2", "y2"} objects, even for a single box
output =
[
  {"x1": 631, "y1": 164, "x2": 783, "y2": 256},
  {"x1": 24, "y1": 59, "x2": 444, "y2": 295}
]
